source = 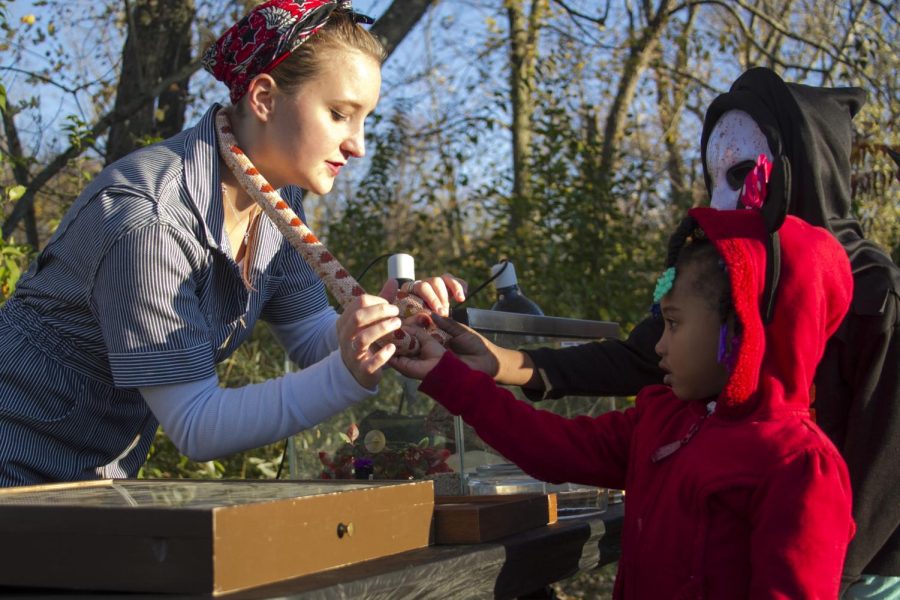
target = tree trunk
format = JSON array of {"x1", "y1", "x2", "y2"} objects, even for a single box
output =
[
  {"x1": 1, "y1": 108, "x2": 38, "y2": 248},
  {"x1": 598, "y1": 0, "x2": 672, "y2": 179},
  {"x1": 654, "y1": 5, "x2": 696, "y2": 211},
  {"x1": 370, "y1": 0, "x2": 437, "y2": 60},
  {"x1": 105, "y1": 0, "x2": 195, "y2": 165},
  {"x1": 505, "y1": 0, "x2": 547, "y2": 234}
]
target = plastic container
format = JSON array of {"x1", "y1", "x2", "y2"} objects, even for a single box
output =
[
  {"x1": 467, "y1": 463, "x2": 547, "y2": 496},
  {"x1": 547, "y1": 482, "x2": 609, "y2": 518},
  {"x1": 467, "y1": 463, "x2": 608, "y2": 518}
]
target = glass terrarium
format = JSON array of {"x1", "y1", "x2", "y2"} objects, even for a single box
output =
[{"x1": 288, "y1": 307, "x2": 620, "y2": 513}]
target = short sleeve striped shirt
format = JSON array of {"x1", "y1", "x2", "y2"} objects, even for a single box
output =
[{"x1": 0, "y1": 104, "x2": 331, "y2": 485}]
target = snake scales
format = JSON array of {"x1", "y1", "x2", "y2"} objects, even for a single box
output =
[{"x1": 214, "y1": 109, "x2": 448, "y2": 355}]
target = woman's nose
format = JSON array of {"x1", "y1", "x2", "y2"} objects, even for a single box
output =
[{"x1": 342, "y1": 126, "x2": 366, "y2": 158}]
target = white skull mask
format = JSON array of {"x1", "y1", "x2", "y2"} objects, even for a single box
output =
[{"x1": 705, "y1": 110, "x2": 774, "y2": 210}]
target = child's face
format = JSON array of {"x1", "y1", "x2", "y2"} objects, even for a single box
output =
[{"x1": 654, "y1": 265, "x2": 729, "y2": 401}]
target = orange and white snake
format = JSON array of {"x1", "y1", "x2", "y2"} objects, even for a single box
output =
[{"x1": 214, "y1": 109, "x2": 447, "y2": 355}]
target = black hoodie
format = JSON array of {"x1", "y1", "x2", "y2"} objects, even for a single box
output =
[{"x1": 525, "y1": 67, "x2": 900, "y2": 587}]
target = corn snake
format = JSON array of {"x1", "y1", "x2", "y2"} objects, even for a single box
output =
[{"x1": 214, "y1": 109, "x2": 447, "y2": 355}]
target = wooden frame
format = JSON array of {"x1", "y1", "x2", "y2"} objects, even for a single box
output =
[
  {"x1": 433, "y1": 493, "x2": 557, "y2": 544},
  {"x1": 0, "y1": 479, "x2": 434, "y2": 595}
]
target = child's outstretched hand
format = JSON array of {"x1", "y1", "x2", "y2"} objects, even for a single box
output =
[
  {"x1": 431, "y1": 313, "x2": 502, "y2": 378},
  {"x1": 390, "y1": 313, "x2": 502, "y2": 381},
  {"x1": 389, "y1": 321, "x2": 448, "y2": 380}
]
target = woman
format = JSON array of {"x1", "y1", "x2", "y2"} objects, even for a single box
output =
[{"x1": 0, "y1": 0, "x2": 464, "y2": 486}]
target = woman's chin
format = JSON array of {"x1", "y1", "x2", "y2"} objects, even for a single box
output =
[{"x1": 304, "y1": 181, "x2": 334, "y2": 196}]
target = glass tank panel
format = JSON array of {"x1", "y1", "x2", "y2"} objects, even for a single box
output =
[{"x1": 289, "y1": 308, "x2": 620, "y2": 503}]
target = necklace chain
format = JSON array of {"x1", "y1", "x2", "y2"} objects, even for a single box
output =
[{"x1": 222, "y1": 183, "x2": 254, "y2": 248}]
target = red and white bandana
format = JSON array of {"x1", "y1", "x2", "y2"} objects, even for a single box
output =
[{"x1": 202, "y1": 0, "x2": 373, "y2": 104}]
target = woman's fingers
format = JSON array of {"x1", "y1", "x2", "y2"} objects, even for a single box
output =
[
  {"x1": 348, "y1": 315, "x2": 402, "y2": 356},
  {"x1": 337, "y1": 295, "x2": 402, "y2": 388},
  {"x1": 411, "y1": 274, "x2": 467, "y2": 316},
  {"x1": 377, "y1": 277, "x2": 399, "y2": 303},
  {"x1": 338, "y1": 295, "x2": 399, "y2": 334},
  {"x1": 440, "y1": 273, "x2": 467, "y2": 303},
  {"x1": 412, "y1": 277, "x2": 446, "y2": 316},
  {"x1": 357, "y1": 341, "x2": 397, "y2": 375}
]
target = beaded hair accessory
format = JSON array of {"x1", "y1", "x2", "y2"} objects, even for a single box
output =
[
  {"x1": 717, "y1": 324, "x2": 740, "y2": 372},
  {"x1": 650, "y1": 267, "x2": 676, "y2": 318}
]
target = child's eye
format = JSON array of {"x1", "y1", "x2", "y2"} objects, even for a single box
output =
[
  {"x1": 331, "y1": 110, "x2": 349, "y2": 122},
  {"x1": 665, "y1": 318, "x2": 678, "y2": 330}
]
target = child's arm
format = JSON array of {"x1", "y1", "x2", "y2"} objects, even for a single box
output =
[
  {"x1": 749, "y1": 447, "x2": 854, "y2": 598},
  {"x1": 419, "y1": 351, "x2": 637, "y2": 490}
]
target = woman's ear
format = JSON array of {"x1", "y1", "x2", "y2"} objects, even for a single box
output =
[{"x1": 244, "y1": 74, "x2": 278, "y2": 122}]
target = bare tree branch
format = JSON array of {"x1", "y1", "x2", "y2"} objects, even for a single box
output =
[
  {"x1": 4, "y1": 0, "x2": 439, "y2": 238},
  {"x1": 598, "y1": 0, "x2": 673, "y2": 176},
  {"x1": 2, "y1": 58, "x2": 204, "y2": 238},
  {"x1": 669, "y1": 0, "x2": 883, "y2": 93},
  {"x1": 369, "y1": 0, "x2": 437, "y2": 60},
  {"x1": 0, "y1": 66, "x2": 97, "y2": 96},
  {"x1": 656, "y1": 64, "x2": 722, "y2": 94},
  {"x1": 820, "y1": 0, "x2": 867, "y2": 86},
  {"x1": 865, "y1": 0, "x2": 899, "y2": 26},
  {"x1": 552, "y1": 0, "x2": 611, "y2": 25}
]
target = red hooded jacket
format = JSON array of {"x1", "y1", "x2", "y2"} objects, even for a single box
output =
[{"x1": 421, "y1": 208, "x2": 855, "y2": 599}]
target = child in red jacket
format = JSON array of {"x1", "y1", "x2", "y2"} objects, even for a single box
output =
[{"x1": 394, "y1": 207, "x2": 855, "y2": 599}]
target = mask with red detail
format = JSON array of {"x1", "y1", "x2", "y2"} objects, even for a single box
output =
[{"x1": 739, "y1": 154, "x2": 773, "y2": 210}]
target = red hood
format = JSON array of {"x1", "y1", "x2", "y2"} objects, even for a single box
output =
[{"x1": 689, "y1": 207, "x2": 853, "y2": 417}]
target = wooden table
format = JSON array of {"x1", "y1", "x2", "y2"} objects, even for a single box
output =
[{"x1": 1, "y1": 503, "x2": 623, "y2": 600}]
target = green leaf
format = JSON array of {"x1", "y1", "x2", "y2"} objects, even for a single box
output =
[
  {"x1": 6, "y1": 184, "x2": 26, "y2": 202},
  {"x1": 5, "y1": 258, "x2": 19, "y2": 282}
]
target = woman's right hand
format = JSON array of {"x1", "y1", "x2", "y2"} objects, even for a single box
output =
[{"x1": 336, "y1": 295, "x2": 402, "y2": 389}]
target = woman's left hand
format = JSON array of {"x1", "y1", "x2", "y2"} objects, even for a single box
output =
[
  {"x1": 336, "y1": 294, "x2": 401, "y2": 389},
  {"x1": 380, "y1": 273, "x2": 468, "y2": 317}
]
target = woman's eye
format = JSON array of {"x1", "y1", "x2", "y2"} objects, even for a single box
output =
[
  {"x1": 331, "y1": 110, "x2": 348, "y2": 122},
  {"x1": 665, "y1": 319, "x2": 677, "y2": 330},
  {"x1": 726, "y1": 161, "x2": 755, "y2": 190}
]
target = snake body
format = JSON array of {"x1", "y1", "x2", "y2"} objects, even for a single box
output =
[{"x1": 214, "y1": 110, "x2": 447, "y2": 355}]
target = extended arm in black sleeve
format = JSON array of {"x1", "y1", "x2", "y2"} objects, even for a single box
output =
[{"x1": 522, "y1": 315, "x2": 665, "y2": 400}]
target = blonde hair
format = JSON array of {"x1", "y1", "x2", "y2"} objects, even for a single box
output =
[{"x1": 269, "y1": 9, "x2": 385, "y2": 95}]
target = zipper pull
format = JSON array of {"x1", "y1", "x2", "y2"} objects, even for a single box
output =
[
  {"x1": 652, "y1": 440, "x2": 682, "y2": 462},
  {"x1": 652, "y1": 401, "x2": 716, "y2": 464}
]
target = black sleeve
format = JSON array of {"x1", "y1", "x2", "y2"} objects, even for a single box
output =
[
  {"x1": 819, "y1": 292, "x2": 900, "y2": 584},
  {"x1": 521, "y1": 316, "x2": 665, "y2": 400}
]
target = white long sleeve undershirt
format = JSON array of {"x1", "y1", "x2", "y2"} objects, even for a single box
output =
[{"x1": 139, "y1": 307, "x2": 375, "y2": 461}]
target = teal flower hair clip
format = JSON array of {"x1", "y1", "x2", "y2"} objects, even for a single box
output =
[{"x1": 650, "y1": 267, "x2": 676, "y2": 317}]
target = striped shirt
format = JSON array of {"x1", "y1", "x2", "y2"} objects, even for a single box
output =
[{"x1": 0, "y1": 104, "x2": 334, "y2": 485}]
